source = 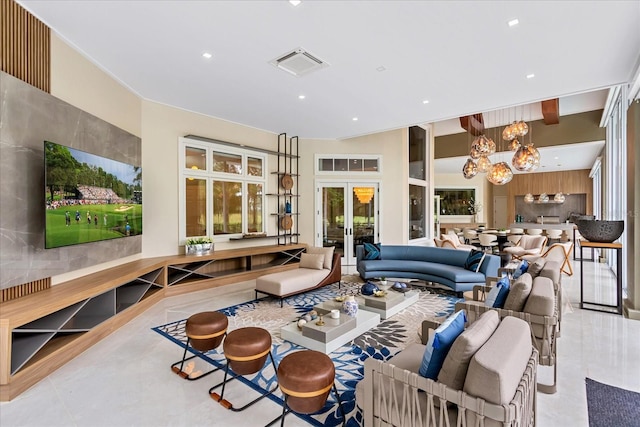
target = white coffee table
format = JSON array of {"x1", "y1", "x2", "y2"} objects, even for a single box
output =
[{"x1": 280, "y1": 309, "x2": 380, "y2": 354}]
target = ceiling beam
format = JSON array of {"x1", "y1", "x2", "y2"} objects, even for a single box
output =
[
  {"x1": 459, "y1": 113, "x2": 485, "y2": 136},
  {"x1": 541, "y1": 98, "x2": 560, "y2": 125}
]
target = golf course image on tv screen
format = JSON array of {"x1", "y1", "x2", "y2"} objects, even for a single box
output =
[{"x1": 44, "y1": 141, "x2": 142, "y2": 249}]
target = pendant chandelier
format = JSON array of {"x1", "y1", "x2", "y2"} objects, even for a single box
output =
[
  {"x1": 477, "y1": 155, "x2": 492, "y2": 173},
  {"x1": 353, "y1": 187, "x2": 374, "y2": 204},
  {"x1": 460, "y1": 108, "x2": 515, "y2": 185},
  {"x1": 486, "y1": 161, "x2": 513, "y2": 185},
  {"x1": 462, "y1": 158, "x2": 478, "y2": 179}
]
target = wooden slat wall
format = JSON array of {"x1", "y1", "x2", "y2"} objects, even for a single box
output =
[
  {"x1": 0, "y1": 278, "x2": 51, "y2": 303},
  {"x1": 506, "y1": 170, "x2": 593, "y2": 222},
  {"x1": 1, "y1": 0, "x2": 50, "y2": 92}
]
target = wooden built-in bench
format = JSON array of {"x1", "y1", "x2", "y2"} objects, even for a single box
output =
[{"x1": 0, "y1": 244, "x2": 305, "y2": 401}]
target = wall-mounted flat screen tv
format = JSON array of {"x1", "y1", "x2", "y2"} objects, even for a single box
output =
[{"x1": 44, "y1": 141, "x2": 142, "y2": 249}]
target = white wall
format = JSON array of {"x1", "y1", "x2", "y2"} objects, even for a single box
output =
[{"x1": 48, "y1": 33, "x2": 413, "y2": 279}]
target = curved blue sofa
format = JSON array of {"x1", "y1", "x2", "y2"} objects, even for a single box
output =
[{"x1": 356, "y1": 245, "x2": 499, "y2": 294}]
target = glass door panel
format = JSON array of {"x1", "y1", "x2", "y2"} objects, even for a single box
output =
[
  {"x1": 320, "y1": 185, "x2": 346, "y2": 260},
  {"x1": 317, "y1": 182, "x2": 379, "y2": 266}
]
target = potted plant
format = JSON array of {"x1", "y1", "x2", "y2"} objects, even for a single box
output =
[{"x1": 185, "y1": 237, "x2": 213, "y2": 254}]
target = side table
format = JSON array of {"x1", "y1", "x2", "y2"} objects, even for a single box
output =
[{"x1": 579, "y1": 240, "x2": 622, "y2": 315}]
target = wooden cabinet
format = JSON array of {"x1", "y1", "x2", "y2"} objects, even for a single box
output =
[{"x1": 0, "y1": 244, "x2": 305, "y2": 401}]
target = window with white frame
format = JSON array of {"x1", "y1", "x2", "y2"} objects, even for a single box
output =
[
  {"x1": 409, "y1": 126, "x2": 429, "y2": 241},
  {"x1": 315, "y1": 155, "x2": 381, "y2": 173},
  {"x1": 180, "y1": 138, "x2": 266, "y2": 242}
]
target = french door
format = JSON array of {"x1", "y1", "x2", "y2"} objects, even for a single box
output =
[{"x1": 316, "y1": 181, "x2": 380, "y2": 266}]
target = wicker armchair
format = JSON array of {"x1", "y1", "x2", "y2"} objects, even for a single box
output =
[
  {"x1": 455, "y1": 276, "x2": 558, "y2": 394},
  {"x1": 360, "y1": 316, "x2": 538, "y2": 427}
]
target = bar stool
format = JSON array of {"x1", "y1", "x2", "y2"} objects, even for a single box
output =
[
  {"x1": 526, "y1": 228, "x2": 543, "y2": 235},
  {"x1": 266, "y1": 350, "x2": 345, "y2": 427},
  {"x1": 545, "y1": 229, "x2": 563, "y2": 245},
  {"x1": 210, "y1": 327, "x2": 278, "y2": 411},
  {"x1": 171, "y1": 311, "x2": 228, "y2": 380}
]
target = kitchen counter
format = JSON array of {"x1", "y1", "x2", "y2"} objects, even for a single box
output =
[{"x1": 509, "y1": 222, "x2": 575, "y2": 231}]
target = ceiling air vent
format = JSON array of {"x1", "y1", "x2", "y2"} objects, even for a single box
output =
[{"x1": 270, "y1": 48, "x2": 328, "y2": 77}]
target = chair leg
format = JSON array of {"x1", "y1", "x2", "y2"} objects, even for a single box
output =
[
  {"x1": 170, "y1": 338, "x2": 222, "y2": 380},
  {"x1": 210, "y1": 352, "x2": 279, "y2": 412}
]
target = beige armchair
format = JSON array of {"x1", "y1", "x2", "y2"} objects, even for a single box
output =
[{"x1": 503, "y1": 234, "x2": 547, "y2": 260}]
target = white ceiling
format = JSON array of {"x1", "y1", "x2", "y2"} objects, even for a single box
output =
[{"x1": 19, "y1": 1, "x2": 640, "y2": 140}]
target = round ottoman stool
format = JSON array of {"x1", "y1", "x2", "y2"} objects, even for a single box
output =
[
  {"x1": 209, "y1": 327, "x2": 277, "y2": 412},
  {"x1": 171, "y1": 311, "x2": 228, "y2": 380},
  {"x1": 271, "y1": 350, "x2": 345, "y2": 426}
]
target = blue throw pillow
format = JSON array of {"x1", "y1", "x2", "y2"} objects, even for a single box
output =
[
  {"x1": 485, "y1": 276, "x2": 510, "y2": 308},
  {"x1": 363, "y1": 242, "x2": 381, "y2": 260},
  {"x1": 464, "y1": 249, "x2": 486, "y2": 272},
  {"x1": 512, "y1": 260, "x2": 529, "y2": 279},
  {"x1": 419, "y1": 310, "x2": 466, "y2": 379}
]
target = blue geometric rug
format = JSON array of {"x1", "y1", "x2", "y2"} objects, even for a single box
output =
[{"x1": 152, "y1": 279, "x2": 460, "y2": 426}]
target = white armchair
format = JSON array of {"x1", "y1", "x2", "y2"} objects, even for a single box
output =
[{"x1": 503, "y1": 234, "x2": 547, "y2": 260}]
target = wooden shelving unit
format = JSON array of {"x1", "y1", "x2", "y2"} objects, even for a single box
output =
[{"x1": 0, "y1": 244, "x2": 306, "y2": 401}]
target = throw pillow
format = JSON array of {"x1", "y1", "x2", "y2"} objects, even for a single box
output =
[
  {"x1": 484, "y1": 276, "x2": 510, "y2": 308},
  {"x1": 503, "y1": 273, "x2": 533, "y2": 312},
  {"x1": 299, "y1": 253, "x2": 325, "y2": 270},
  {"x1": 363, "y1": 242, "x2": 381, "y2": 260},
  {"x1": 419, "y1": 310, "x2": 466, "y2": 379},
  {"x1": 438, "y1": 310, "x2": 500, "y2": 390},
  {"x1": 464, "y1": 249, "x2": 486, "y2": 273},
  {"x1": 512, "y1": 259, "x2": 529, "y2": 279},
  {"x1": 306, "y1": 246, "x2": 335, "y2": 269},
  {"x1": 527, "y1": 257, "x2": 546, "y2": 278}
]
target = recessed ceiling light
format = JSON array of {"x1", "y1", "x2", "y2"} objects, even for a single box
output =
[
  {"x1": 298, "y1": 95, "x2": 305, "y2": 100},
  {"x1": 352, "y1": 117, "x2": 358, "y2": 121},
  {"x1": 526, "y1": 73, "x2": 535, "y2": 79},
  {"x1": 202, "y1": 52, "x2": 212, "y2": 59},
  {"x1": 554, "y1": 156, "x2": 559, "y2": 160},
  {"x1": 289, "y1": 0, "x2": 301, "y2": 6},
  {"x1": 508, "y1": 18, "x2": 519, "y2": 27},
  {"x1": 422, "y1": 100, "x2": 430, "y2": 104},
  {"x1": 376, "y1": 66, "x2": 386, "y2": 72}
]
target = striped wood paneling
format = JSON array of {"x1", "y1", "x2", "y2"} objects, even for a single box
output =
[
  {"x1": 0, "y1": 278, "x2": 51, "y2": 303},
  {"x1": 506, "y1": 170, "x2": 593, "y2": 222},
  {"x1": 1, "y1": 0, "x2": 50, "y2": 92}
]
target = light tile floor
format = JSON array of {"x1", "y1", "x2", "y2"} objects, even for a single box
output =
[{"x1": 1, "y1": 258, "x2": 639, "y2": 426}]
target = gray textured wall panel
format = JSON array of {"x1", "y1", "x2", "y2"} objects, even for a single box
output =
[{"x1": 0, "y1": 71, "x2": 142, "y2": 289}]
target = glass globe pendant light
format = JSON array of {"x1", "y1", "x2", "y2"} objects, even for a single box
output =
[
  {"x1": 502, "y1": 122, "x2": 517, "y2": 141},
  {"x1": 471, "y1": 135, "x2": 492, "y2": 156},
  {"x1": 462, "y1": 158, "x2": 478, "y2": 179},
  {"x1": 515, "y1": 120, "x2": 529, "y2": 137},
  {"x1": 486, "y1": 161, "x2": 513, "y2": 185},
  {"x1": 508, "y1": 138, "x2": 521, "y2": 151},
  {"x1": 486, "y1": 137, "x2": 496, "y2": 155},
  {"x1": 477, "y1": 155, "x2": 492, "y2": 173},
  {"x1": 512, "y1": 145, "x2": 535, "y2": 171},
  {"x1": 526, "y1": 143, "x2": 540, "y2": 171}
]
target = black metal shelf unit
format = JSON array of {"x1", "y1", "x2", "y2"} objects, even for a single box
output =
[{"x1": 271, "y1": 133, "x2": 299, "y2": 245}]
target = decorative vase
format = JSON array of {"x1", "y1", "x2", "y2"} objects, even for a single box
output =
[{"x1": 342, "y1": 295, "x2": 358, "y2": 317}]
